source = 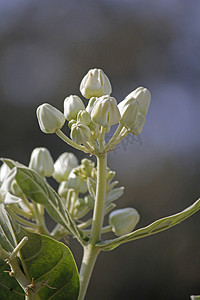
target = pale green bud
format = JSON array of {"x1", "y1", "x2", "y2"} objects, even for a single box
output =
[
  {"x1": 77, "y1": 110, "x2": 91, "y2": 126},
  {"x1": 80, "y1": 68, "x2": 112, "y2": 99},
  {"x1": 58, "y1": 181, "x2": 69, "y2": 198},
  {"x1": 75, "y1": 198, "x2": 86, "y2": 211},
  {"x1": 29, "y1": 147, "x2": 54, "y2": 177},
  {"x1": 52, "y1": 152, "x2": 78, "y2": 182},
  {"x1": 86, "y1": 97, "x2": 100, "y2": 114},
  {"x1": 63, "y1": 95, "x2": 85, "y2": 121},
  {"x1": 84, "y1": 195, "x2": 95, "y2": 209},
  {"x1": 91, "y1": 95, "x2": 121, "y2": 128},
  {"x1": 70, "y1": 122, "x2": 91, "y2": 145},
  {"x1": 118, "y1": 98, "x2": 139, "y2": 127},
  {"x1": 109, "y1": 208, "x2": 140, "y2": 236},
  {"x1": 36, "y1": 103, "x2": 65, "y2": 134},
  {"x1": 89, "y1": 122, "x2": 100, "y2": 140},
  {"x1": 67, "y1": 169, "x2": 88, "y2": 193},
  {"x1": 130, "y1": 113, "x2": 146, "y2": 135},
  {"x1": 125, "y1": 87, "x2": 151, "y2": 115},
  {"x1": 68, "y1": 119, "x2": 76, "y2": 129}
]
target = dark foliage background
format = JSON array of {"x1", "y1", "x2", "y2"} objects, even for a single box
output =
[{"x1": 0, "y1": 1, "x2": 200, "y2": 299}]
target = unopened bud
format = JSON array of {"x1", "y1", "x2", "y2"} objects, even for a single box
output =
[
  {"x1": 126, "y1": 87, "x2": 151, "y2": 115},
  {"x1": 86, "y1": 97, "x2": 100, "y2": 114},
  {"x1": 80, "y1": 68, "x2": 112, "y2": 99},
  {"x1": 118, "y1": 98, "x2": 139, "y2": 127},
  {"x1": 52, "y1": 152, "x2": 78, "y2": 182},
  {"x1": 36, "y1": 103, "x2": 65, "y2": 134},
  {"x1": 77, "y1": 110, "x2": 91, "y2": 126},
  {"x1": 109, "y1": 207, "x2": 140, "y2": 236},
  {"x1": 91, "y1": 95, "x2": 121, "y2": 128},
  {"x1": 63, "y1": 95, "x2": 85, "y2": 121},
  {"x1": 67, "y1": 169, "x2": 88, "y2": 193},
  {"x1": 29, "y1": 147, "x2": 54, "y2": 177},
  {"x1": 130, "y1": 113, "x2": 146, "y2": 135},
  {"x1": 70, "y1": 122, "x2": 91, "y2": 145}
]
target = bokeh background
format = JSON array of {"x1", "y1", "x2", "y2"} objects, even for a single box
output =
[{"x1": 1, "y1": 0, "x2": 200, "y2": 299}]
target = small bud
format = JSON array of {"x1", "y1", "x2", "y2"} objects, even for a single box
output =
[
  {"x1": 63, "y1": 95, "x2": 85, "y2": 121},
  {"x1": 80, "y1": 68, "x2": 112, "y2": 99},
  {"x1": 109, "y1": 207, "x2": 140, "y2": 236},
  {"x1": 86, "y1": 97, "x2": 100, "y2": 114},
  {"x1": 70, "y1": 122, "x2": 91, "y2": 145},
  {"x1": 84, "y1": 195, "x2": 95, "y2": 209},
  {"x1": 130, "y1": 113, "x2": 146, "y2": 135},
  {"x1": 52, "y1": 152, "x2": 78, "y2": 182},
  {"x1": 91, "y1": 95, "x2": 121, "y2": 128},
  {"x1": 77, "y1": 110, "x2": 91, "y2": 126},
  {"x1": 36, "y1": 103, "x2": 65, "y2": 134},
  {"x1": 68, "y1": 119, "x2": 76, "y2": 129},
  {"x1": 118, "y1": 98, "x2": 139, "y2": 127},
  {"x1": 125, "y1": 87, "x2": 151, "y2": 115},
  {"x1": 75, "y1": 198, "x2": 86, "y2": 211},
  {"x1": 29, "y1": 147, "x2": 54, "y2": 177},
  {"x1": 67, "y1": 169, "x2": 88, "y2": 193},
  {"x1": 58, "y1": 181, "x2": 69, "y2": 198}
]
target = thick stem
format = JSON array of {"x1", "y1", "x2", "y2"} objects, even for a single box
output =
[
  {"x1": 78, "y1": 152, "x2": 107, "y2": 300},
  {"x1": 78, "y1": 246, "x2": 99, "y2": 300},
  {"x1": 90, "y1": 153, "x2": 107, "y2": 244}
]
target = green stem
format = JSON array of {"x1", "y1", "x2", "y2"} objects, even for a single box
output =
[
  {"x1": 78, "y1": 153, "x2": 107, "y2": 300},
  {"x1": 55, "y1": 129, "x2": 90, "y2": 153},
  {"x1": 90, "y1": 153, "x2": 107, "y2": 243},
  {"x1": 78, "y1": 245, "x2": 99, "y2": 300},
  {"x1": 105, "y1": 123, "x2": 123, "y2": 150}
]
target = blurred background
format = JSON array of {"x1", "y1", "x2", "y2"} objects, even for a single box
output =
[{"x1": 1, "y1": 0, "x2": 200, "y2": 299}]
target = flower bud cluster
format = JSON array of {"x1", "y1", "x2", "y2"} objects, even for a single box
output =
[
  {"x1": 118, "y1": 87, "x2": 151, "y2": 135},
  {"x1": 36, "y1": 68, "x2": 151, "y2": 153}
]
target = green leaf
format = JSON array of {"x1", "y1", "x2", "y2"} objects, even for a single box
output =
[
  {"x1": 97, "y1": 198, "x2": 200, "y2": 251},
  {"x1": 106, "y1": 187, "x2": 124, "y2": 204},
  {"x1": 13, "y1": 224, "x2": 80, "y2": 300},
  {"x1": 0, "y1": 260, "x2": 24, "y2": 300},
  {"x1": 0, "y1": 205, "x2": 80, "y2": 300},
  {"x1": 2, "y1": 159, "x2": 87, "y2": 245}
]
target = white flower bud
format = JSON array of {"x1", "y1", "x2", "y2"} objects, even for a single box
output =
[
  {"x1": 118, "y1": 98, "x2": 139, "y2": 127},
  {"x1": 28, "y1": 147, "x2": 54, "y2": 177},
  {"x1": 0, "y1": 163, "x2": 10, "y2": 183},
  {"x1": 80, "y1": 68, "x2": 112, "y2": 99},
  {"x1": 109, "y1": 207, "x2": 140, "y2": 236},
  {"x1": 70, "y1": 122, "x2": 91, "y2": 145},
  {"x1": 77, "y1": 110, "x2": 91, "y2": 126},
  {"x1": 52, "y1": 152, "x2": 78, "y2": 183},
  {"x1": 67, "y1": 169, "x2": 88, "y2": 193},
  {"x1": 130, "y1": 113, "x2": 146, "y2": 135},
  {"x1": 125, "y1": 87, "x2": 151, "y2": 115},
  {"x1": 58, "y1": 181, "x2": 69, "y2": 197},
  {"x1": 63, "y1": 95, "x2": 85, "y2": 121},
  {"x1": 36, "y1": 103, "x2": 65, "y2": 134},
  {"x1": 86, "y1": 97, "x2": 100, "y2": 114},
  {"x1": 91, "y1": 95, "x2": 121, "y2": 128}
]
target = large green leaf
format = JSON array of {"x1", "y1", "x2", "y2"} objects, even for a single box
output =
[
  {"x1": 0, "y1": 205, "x2": 80, "y2": 300},
  {"x1": 2, "y1": 159, "x2": 87, "y2": 244},
  {"x1": 97, "y1": 198, "x2": 200, "y2": 250},
  {"x1": 0, "y1": 260, "x2": 24, "y2": 300}
]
